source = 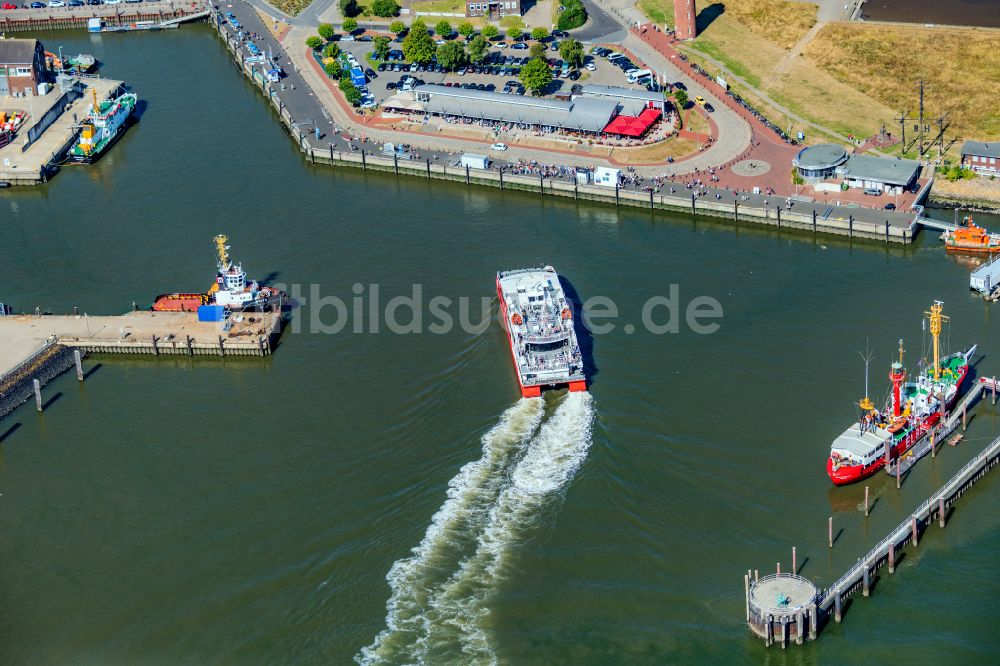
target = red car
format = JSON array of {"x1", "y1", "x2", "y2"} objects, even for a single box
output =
[{"x1": 1, "y1": 2, "x2": 19, "y2": 8}]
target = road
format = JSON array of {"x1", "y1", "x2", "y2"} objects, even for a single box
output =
[{"x1": 571, "y1": 0, "x2": 629, "y2": 43}]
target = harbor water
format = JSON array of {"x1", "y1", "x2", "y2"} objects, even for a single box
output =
[
  {"x1": 861, "y1": 0, "x2": 1000, "y2": 27},
  {"x1": 1, "y1": 26, "x2": 998, "y2": 664}
]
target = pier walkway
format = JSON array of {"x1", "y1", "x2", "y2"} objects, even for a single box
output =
[{"x1": 915, "y1": 216, "x2": 957, "y2": 233}]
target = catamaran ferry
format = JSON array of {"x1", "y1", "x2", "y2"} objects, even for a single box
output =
[
  {"x1": 827, "y1": 302, "x2": 975, "y2": 486},
  {"x1": 497, "y1": 266, "x2": 586, "y2": 398}
]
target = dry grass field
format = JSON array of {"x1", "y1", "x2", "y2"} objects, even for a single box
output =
[
  {"x1": 639, "y1": 0, "x2": 816, "y2": 49},
  {"x1": 805, "y1": 23, "x2": 1000, "y2": 142},
  {"x1": 612, "y1": 136, "x2": 700, "y2": 163}
]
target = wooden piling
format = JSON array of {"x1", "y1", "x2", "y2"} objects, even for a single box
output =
[
  {"x1": 938, "y1": 497, "x2": 945, "y2": 528},
  {"x1": 911, "y1": 516, "x2": 919, "y2": 546},
  {"x1": 744, "y1": 573, "x2": 750, "y2": 622},
  {"x1": 864, "y1": 485, "x2": 869, "y2": 517},
  {"x1": 862, "y1": 562, "x2": 870, "y2": 596},
  {"x1": 186, "y1": 335, "x2": 193, "y2": 356},
  {"x1": 754, "y1": 569, "x2": 759, "y2": 582},
  {"x1": 931, "y1": 430, "x2": 936, "y2": 458},
  {"x1": 780, "y1": 617, "x2": 787, "y2": 649},
  {"x1": 425, "y1": 158, "x2": 431, "y2": 179},
  {"x1": 896, "y1": 460, "x2": 901, "y2": 488},
  {"x1": 834, "y1": 592, "x2": 842, "y2": 623},
  {"x1": 151, "y1": 335, "x2": 159, "y2": 356},
  {"x1": 74, "y1": 350, "x2": 83, "y2": 381},
  {"x1": 792, "y1": 546, "x2": 797, "y2": 574},
  {"x1": 888, "y1": 541, "x2": 895, "y2": 573},
  {"x1": 218, "y1": 335, "x2": 225, "y2": 356},
  {"x1": 963, "y1": 403, "x2": 967, "y2": 431},
  {"x1": 992, "y1": 377, "x2": 997, "y2": 405},
  {"x1": 795, "y1": 612, "x2": 803, "y2": 645},
  {"x1": 776, "y1": 562, "x2": 780, "y2": 576},
  {"x1": 808, "y1": 604, "x2": 817, "y2": 640},
  {"x1": 828, "y1": 516, "x2": 833, "y2": 548},
  {"x1": 34, "y1": 378, "x2": 42, "y2": 412}
]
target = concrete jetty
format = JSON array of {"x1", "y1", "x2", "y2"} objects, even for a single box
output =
[{"x1": 0, "y1": 310, "x2": 282, "y2": 378}]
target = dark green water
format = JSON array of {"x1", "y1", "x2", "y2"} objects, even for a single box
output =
[{"x1": 1, "y1": 26, "x2": 998, "y2": 664}]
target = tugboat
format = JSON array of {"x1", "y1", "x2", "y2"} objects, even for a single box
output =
[
  {"x1": 497, "y1": 266, "x2": 586, "y2": 398},
  {"x1": 942, "y1": 216, "x2": 1000, "y2": 255},
  {"x1": 153, "y1": 236, "x2": 283, "y2": 312},
  {"x1": 67, "y1": 87, "x2": 137, "y2": 163},
  {"x1": 827, "y1": 302, "x2": 976, "y2": 486}
]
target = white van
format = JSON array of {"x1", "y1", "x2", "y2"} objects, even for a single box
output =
[{"x1": 627, "y1": 69, "x2": 652, "y2": 84}]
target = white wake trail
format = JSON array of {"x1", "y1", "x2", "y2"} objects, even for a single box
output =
[
  {"x1": 357, "y1": 398, "x2": 545, "y2": 665},
  {"x1": 424, "y1": 391, "x2": 596, "y2": 663}
]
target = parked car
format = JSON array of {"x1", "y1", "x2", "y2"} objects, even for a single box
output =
[
  {"x1": 585, "y1": 62, "x2": 596, "y2": 71},
  {"x1": 68, "y1": 0, "x2": 83, "y2": 5},
  {"x1": 357, "y1": 36, "x2": 372, "y2": 42},
  {"x1": 491, "y1": 142, "x2": 508, "y2": 151},
  {"x1": 1, "y1": 1, "x2": 18, "y2": 8},
  {"x1": 704, "y1": 103, "x2": 714, "y2": 112},
  {"x1": 48, "y1": 0, "x2": 65, "y2": 5},
  {"x1": 884, "y1": 203, "x2": 896, "y2": 210},
  {"x1": 386, "y1": 81, "x2": 397, "y2": 90},
  {"x1": 512, "y1": 42, "x2": 528, "y2": 50},
  {"x1": 552, "y1": 30, "x2": 569, "y2": 38},
  {"x1": 695, "y1": 95, "x2": 706, "y2": 106},
  {"x1": 30, "y1": 1, "x2": 46, "y2": 6}
]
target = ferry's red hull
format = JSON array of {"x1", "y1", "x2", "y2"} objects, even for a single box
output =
[
  {"x1": 827, "y1": 363, "x2": 968, "y2": 486},
  {"x1": 497, "y1": 276, "x2": 586, "y2": 398}
]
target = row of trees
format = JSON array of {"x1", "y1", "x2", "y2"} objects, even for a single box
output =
[{"x1": 385, "y1": 19, "x2": 556, "y2": 43}]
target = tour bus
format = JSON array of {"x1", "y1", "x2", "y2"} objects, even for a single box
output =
[{"x1": 627, "y1": 69, "x2": 652, "y2": 84}]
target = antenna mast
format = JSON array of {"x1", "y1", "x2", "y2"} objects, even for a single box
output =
[{"x1": 859, "y1": 339, "x2": 875, "y2": 411}]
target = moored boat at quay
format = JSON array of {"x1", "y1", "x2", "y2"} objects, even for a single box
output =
[
  {"x1": 497, "y1": 266, "x2": 586, "y2": 398},
  {"x1": 827, "y1": 302, "x2": 976, "y2": 486},
  {"x1": 153, "y1": 235, "x2": 283, "y2": 313},
  {"x1": 942, "y1": 216, "x2": 1000, "y2": 255},
  {"x1": 67, "y1": 87, "x2": 137, "y2": 164}
]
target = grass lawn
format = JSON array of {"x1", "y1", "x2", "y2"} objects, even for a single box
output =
[
  {"x1": 412, "y1": 0, "x2": 465, "y2": 12},
  {"x1": 613, "y1": 136, "x2": 700, "y2": 163},
  {"x1": 638, "y1": 0, "x2": 673, "y2": 25},
  {"x1": 500, "y1": 16, "x2": 526, "y2": 30},
  {"x1": 685, "y1": 109, "x2": 710, "y2": 134},
  {"x1": 806, "y1": 23, "x2": 1000, "y2": 142}
]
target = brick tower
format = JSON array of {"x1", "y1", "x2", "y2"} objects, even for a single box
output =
[{"x1": 674, "y1": 0, "x2": 697, "y2": 40}]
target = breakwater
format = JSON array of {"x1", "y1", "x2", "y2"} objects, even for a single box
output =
[
  {"x1": 213, "y1": 16, "x2": 916, "y2": 245},
  {"x1": 0, "y1": 342, "x2": 76, "y2": 421}
]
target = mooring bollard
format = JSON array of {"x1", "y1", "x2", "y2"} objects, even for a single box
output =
[
  {"x1": 828, "y1": 516, "x2": 833, "y2": 548},
  {"x1": 74, "y1": 350, "x2": 83, "y2": 381},
  {"x1": 865, "y1": 485, "x2": 869, "y2": 517},
  {"x1": 34, "y1": 379, "x2": 42, "y2": 412},
  {"x1": 939, "y1": 497, "x2": 946, "y2": 528}
]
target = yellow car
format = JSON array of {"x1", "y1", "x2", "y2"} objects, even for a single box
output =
[{"x1": 695, "y1": 96, "x2": 706, "y2": 106}]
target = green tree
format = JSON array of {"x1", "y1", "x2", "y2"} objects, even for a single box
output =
[
  {"x1": 557, "y1": 0, "x2": 587, "y2": 31},
  {"x1": 318, "y1": 23, "x2": 336, "y2": 41},
  {"x1": 306, "y1": 35, "x2": 324, "y2": 51},
  {"x1": 340, "y1": 77, "x2": 362, "y2": 106},
  {"x1": 458, "y1": 22, "x2": 475, "y2": 39},
  {"x1": 403, "y1": 19, "x2": 436, "y2": 64},
  {"x1": 673, "y1": 89, "x2": 688, "y2": 109},
  {"x1": 519, "y1": 57, "x2": 552, "y2": 95},
  {"x1": 559, "y1": 39, "x2": 584, "y2": 68},
  {"x1": 436, "y1": 40, "x2": 467, "y2": 69},
  {"x1": 507, "y1": 26, "x2": 522, "y2": 41},
  {"x1": 323, "y1": 42, "x2": 341, "y2": 58},
  {"x1": 482, "y1": 24, "x2": 499, "y2": 40},
  {"x1": 435, "y1": 20, "x2": 453, "y2": 38},
  {"x1": 530, "y1": 42, "x2": 546, "y2": 59},
  {"x1": 373, "y1": 35, "x2": 391, "y2": 61},
  {"x1": 343, "y1": 17, "x2": 358, "y2": 33},
  {"x1": 324, "y1": 60, "x2": 343, "y2": 78},
  {"x1": 468, "y1": 35, "x2": 489, "y2": 64},
  {"x1": 339, "y1": 0, "x2": 359, "y2": 18},
  {"x1": 531, "y1": 27, "x2": 549, "y2": 41},
  {"x1": 390, "y1": 20, "x2": 407, "y2": 35},
  {"x1": 371, "y1": 0, "x2": 400, "y2": 17}
]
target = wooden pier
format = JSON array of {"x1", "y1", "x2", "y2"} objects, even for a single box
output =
[
  {"x1": 744, "y1": 390, "x2": 1000, "y2": 647},
  {"x1": 0, "y1": 3, "x2": 207, "y2": 33}
]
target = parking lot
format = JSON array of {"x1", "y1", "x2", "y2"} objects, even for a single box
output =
[{"x1": 338, "y1": 40, "x2": 665, "y2": 109}]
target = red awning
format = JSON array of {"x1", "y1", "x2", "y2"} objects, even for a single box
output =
[{"x1": 602, "y1": 108, "x2": 662, "y2": 137}]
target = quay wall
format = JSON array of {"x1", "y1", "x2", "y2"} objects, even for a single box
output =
[
  {"x1": 0, "y1": 342, "x2": 76, "y2": 421},
  {"x1": 213, "y1": 19, "x2": 914, "y2": 246}
]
